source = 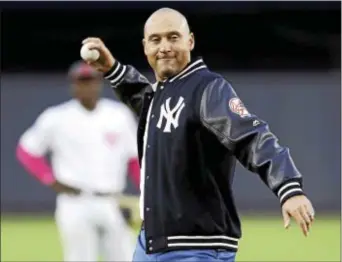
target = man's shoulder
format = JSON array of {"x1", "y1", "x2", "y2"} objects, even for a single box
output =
[
  {"x1": 33, "y1": 102, "x2": 68, "y2": 127},
  {"x1": 100, "y1": 97, "x2": 120, "y2": 107},
  {"x1": 100, "y1": 97, "x2": 128, "y2": 109},
  {"x1": 190, "y1": 69, "x2": 231, "y2": 92},
  {"x1": 38, "y1": 100, "x2": 71, "y2": 117},
  {"x1": 185, "y1": 69, "x2": 235, "y2": 105},
  {"x1": 100, "y1": 98, "x2": 135, "y2": 115},
  {"x1": 200, "y1": 69, "x2": 227, "y2": 82}
]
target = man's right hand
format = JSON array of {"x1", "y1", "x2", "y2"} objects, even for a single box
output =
[
  {"x1": 81, "y1": 37, "x2": 115, "y2": 74},
  {"x1": 50, "y1": 181, "x2": 81, "y2": 195}
]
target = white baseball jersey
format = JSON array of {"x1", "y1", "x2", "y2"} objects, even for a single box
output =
[{"x1": 19, "y1": 98, "x2": 138, "y2": 193}]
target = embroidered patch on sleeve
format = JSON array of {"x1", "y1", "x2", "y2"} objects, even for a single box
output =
[{"x1": 228, "y1": 97, "x2": 250, "y2": 118}]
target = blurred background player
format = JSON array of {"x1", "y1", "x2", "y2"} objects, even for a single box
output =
[{"x1": 16, "y1": 61, "x2": 140, "y2": 262}]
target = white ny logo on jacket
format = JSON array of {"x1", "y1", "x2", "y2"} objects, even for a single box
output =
[{"x1": 157, "y1": 97, "x2": 186, "y2": 133}]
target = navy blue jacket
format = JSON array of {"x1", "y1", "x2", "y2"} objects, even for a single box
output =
[{"x1": 104, "y1": 57, "x2": 305, "y2": 254}]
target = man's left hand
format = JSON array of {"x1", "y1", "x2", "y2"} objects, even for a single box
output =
[{"x1": 282, "y1": 195, "x2": 315, "y2": 237}]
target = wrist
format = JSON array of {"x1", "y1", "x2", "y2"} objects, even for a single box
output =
[
  {"x1": 103, "y1": 60, "x2": 127, "y2": 87},
  {"x1": 276, "y1": 180, "x2": 304, "y2": 206},
  {"x1": 42, "y1": 173, "x2": 56, "y2": 186},
  {"x1": 104, "y1": 57, "x2": 116, "y2": 74}
]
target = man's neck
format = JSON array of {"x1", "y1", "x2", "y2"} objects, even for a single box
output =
[
  {"x1": 155, "y1": 59, "x2": 192, "y2": 82},
  {"x1": 155, "y1": 73, "x2": 166, "y2": 83},
  {"x1": 79, "y1": 100, "x2": 97, "y2": 111}
]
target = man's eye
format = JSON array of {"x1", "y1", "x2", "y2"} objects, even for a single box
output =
[{"x1": 171, "y1": 35, "x2": 179, "y2": 40}]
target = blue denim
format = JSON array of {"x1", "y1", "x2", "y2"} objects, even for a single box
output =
[{"x1": 133, "y1": 229, "x2": 236, "y2": 262}]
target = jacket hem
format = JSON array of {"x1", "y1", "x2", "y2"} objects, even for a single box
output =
[{"x1": 145, "y1": 234, "x2": 239, "y2": 254}]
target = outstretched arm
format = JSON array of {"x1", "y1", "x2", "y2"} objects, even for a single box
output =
[{"x1": 199, "y1": 77, "x2": 315, "y2": 236}]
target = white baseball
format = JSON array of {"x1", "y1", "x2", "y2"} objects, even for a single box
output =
[{"x1": 80, "y1": 43, "x2": 100, "y2": 62}]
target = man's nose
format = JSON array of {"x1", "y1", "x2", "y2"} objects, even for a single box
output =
[{"x1": 159, "y1": 38, "x2": 172, "y2": 53}]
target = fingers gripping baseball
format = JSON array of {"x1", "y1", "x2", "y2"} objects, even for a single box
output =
[
  {"x1": 81, "y1": 37, "x2": 115, "y2": 73},
  {"x1": 282, "y1": 195, "x2": 315, "y2": 237}
]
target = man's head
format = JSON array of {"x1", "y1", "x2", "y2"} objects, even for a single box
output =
[
  {"x1": 143, "y1": 8, "x2": 195, "y2": 81},
  {"x1": 68, "y1": 61, "x2": 103, "y2": 108}
]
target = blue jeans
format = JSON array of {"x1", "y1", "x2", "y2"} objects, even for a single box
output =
[{"x1": 133, "y1": 229, "x2": 236, "y2": 262}]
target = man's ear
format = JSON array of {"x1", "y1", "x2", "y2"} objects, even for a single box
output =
[
  {"x1": 189, "y1": 33, "x2": 195, "y2": 51},
  {"x1": 142, "y1": 38, "x2": 147, "y2": 56}
]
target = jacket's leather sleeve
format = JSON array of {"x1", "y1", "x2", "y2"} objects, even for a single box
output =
[
  {"x1": 199, "y1": 77, "x2": 305, "y2": 205},
  {"x1": 104, "y1": 60, "x2": 152, "y2": 115}
]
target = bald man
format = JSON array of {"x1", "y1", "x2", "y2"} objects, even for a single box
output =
[{"x1": 82, "y1": 8, "x2": 315, "y2": 262}]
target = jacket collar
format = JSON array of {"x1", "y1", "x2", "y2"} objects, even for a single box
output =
[
  {"x1": 169, "y1": 57, "x2": 207, "y2": 83},
  {"x1": 152, "y1": 57, "x2": 207, "y2": 91}
]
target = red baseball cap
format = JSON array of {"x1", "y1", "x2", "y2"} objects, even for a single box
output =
[{"x1": 68, "y1": 60, "x2": 102, "y2": 80}]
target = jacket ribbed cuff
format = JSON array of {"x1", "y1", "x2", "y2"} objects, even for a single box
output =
[
  {"x1": 104, "y1": 60, "x2": 127, "y2": 87},
  {"x1": 276, "y1": 180, "x2": 304, "y2": 206}
]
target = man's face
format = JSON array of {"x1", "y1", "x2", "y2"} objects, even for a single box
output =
[
  {"x1": 143, "y1": 14, "x2": 194, "y2": 80},
  {"x1": 71, "y1": 78, "x2": 102, "y2": 103}
]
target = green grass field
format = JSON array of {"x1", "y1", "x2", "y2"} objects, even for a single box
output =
[{"x1": 1, "y1": 214, "x2": 340, "y2": 261}]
